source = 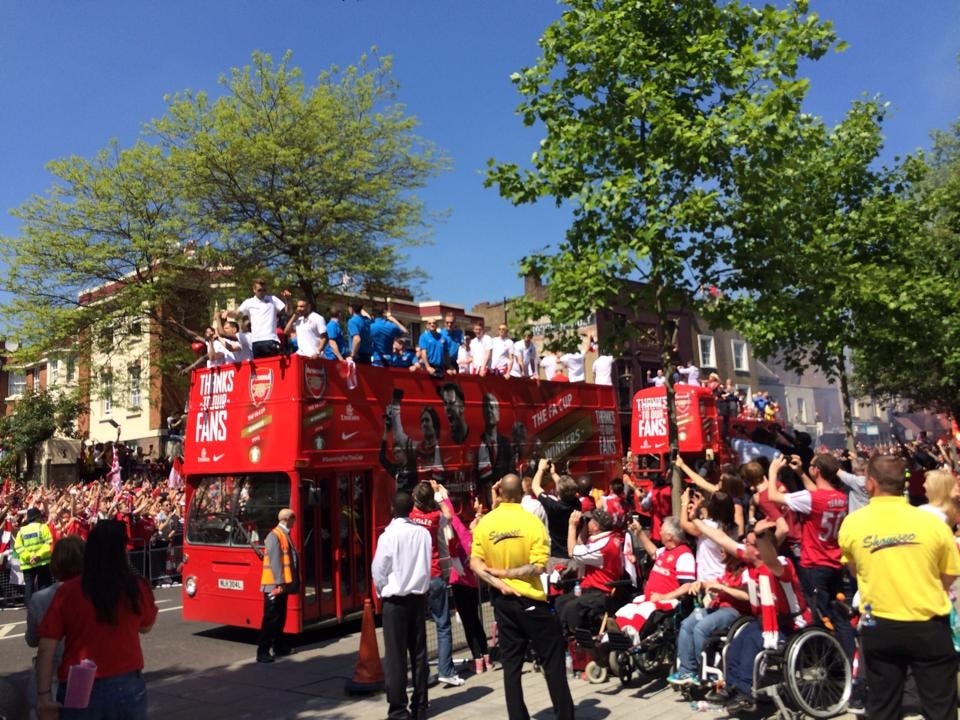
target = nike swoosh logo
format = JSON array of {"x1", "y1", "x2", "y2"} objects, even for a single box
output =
[
  {"x1": 213, "y1": 453, "x2": 225, "y2": 462},
  {"x1": 341, "y1": 431, "x2": 359, "y2": 441}
]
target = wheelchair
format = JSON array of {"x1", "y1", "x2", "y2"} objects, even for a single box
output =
[
  {"x1": 569, "y1": 579, "x2": 637, "y2": 684},
  {"x1": 667, "y1": 613, "x2": 755, "y2": 700},
  {"x1": 605, "y1": 595, "x2": 696, "y2": 686},
  {"x1": 745, "y1": 623, "x2": 852, "y2": 719}
]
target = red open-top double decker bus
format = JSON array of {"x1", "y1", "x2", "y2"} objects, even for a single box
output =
[{"x1": 181, "y1": 354, "x2": 621, "y2": 632}]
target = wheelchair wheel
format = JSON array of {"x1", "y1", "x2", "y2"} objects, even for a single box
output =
[
  {"x1": 612, "y1": 650, "x2": 633, "y2": 684},
  {"x1": 585, "y1": 660, "x2": 608, "y2": 684},
  {"x1": 720, "y1": 615, "x2": 756, "y2": 674},
  {"x1": 782, "y1": 627, "x2": 851, "y2": 718}
]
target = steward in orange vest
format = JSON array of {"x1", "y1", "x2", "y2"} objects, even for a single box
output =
[{"x1": 257, "y1": 509, "x2": 298, "y2": 662}]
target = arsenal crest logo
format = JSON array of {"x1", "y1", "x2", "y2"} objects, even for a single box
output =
[
  {"x1": 675, "y1": 393, "x2": 691, "y2": 415},
  {"x1": 304, "y1": 365, "x2": 327, "y2": 400},
  {"x1": 250, "y1": 368, "x2": 274, "y2": 406}
]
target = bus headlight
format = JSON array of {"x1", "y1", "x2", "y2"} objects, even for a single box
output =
[{"x1": 185, "y1": 576, "x2": 198, "y2": 597}]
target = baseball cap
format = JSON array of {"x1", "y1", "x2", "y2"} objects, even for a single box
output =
[{"x1": 583, "y1": 509, "x2": 613, "y2": 531}]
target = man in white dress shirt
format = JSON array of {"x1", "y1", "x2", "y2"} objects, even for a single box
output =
[{"x1": 372, "y1": 493, "x2": 432, "y2": 720}]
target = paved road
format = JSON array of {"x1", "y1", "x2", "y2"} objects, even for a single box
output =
[{"x1": 0, "y1": 587, "x2": 858, "y2": 719}]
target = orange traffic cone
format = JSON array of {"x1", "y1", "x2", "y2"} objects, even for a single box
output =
[{"x1": 344, "y1": 598, "x2": 385, "y2": 694}]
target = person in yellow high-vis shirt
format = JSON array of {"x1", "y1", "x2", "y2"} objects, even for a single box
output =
[
  {"x1": 839, "y1": 454, "x2": 960, "y2": 720},
  {"x1": 14, "y1": 508, "x2": 53, "y2": 606},
  {"x1": 256, "y1": 509, "x2": 298, "y2": 663}
]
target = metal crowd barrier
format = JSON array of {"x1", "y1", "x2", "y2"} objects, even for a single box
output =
[
  {"x1": 0, "y1": 564, "x2": 24, "y2": 609},
  {"x1": 127, "y1": 533, "x2": 183, "y2": 587}
]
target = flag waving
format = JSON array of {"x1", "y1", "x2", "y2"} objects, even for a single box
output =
[{"x1": 108, "y1": 445, "x2": 122, "y2": 493}]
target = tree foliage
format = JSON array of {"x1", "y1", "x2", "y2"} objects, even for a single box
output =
[
  {"x1": 150, "y1": 50, "x2": 448, "y2": 308},
  {"x1": 1, "y1": 50, "x2": 448, "y2": 369},
  {"x1": 712, "y1": 99, "x2": 925, "y2": 447},
  {"x1": 486, "y1": 0, "x2": 839, "y2": 509},
  {"x1": 851, "y1": 119, "x2": 960, "y2": 418},
  {"x1": 0, "y1": 387, "x2": 86, "y2": 477}
]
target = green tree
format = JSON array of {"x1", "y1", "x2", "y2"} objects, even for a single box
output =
[
  {"x1": 851, "y1": 119, "x2": 960, "y2": 419},
  {"x1": 486, "y1": 0, "x2": 839, "y2": 512},
  {"x1": 151, "y1": 50, "x2": 448, "y2": 308},
  {"x1": 0, "y1": 388, "x2": 86, "y2": 481},
  {"x1": 715, "y1": 100, "x2": 923, "y2": 451},
  {"x1": 1, "y1": 141, "x2": 210, "y2": 372},
  {"x1": 1, "y1": 50, "x2": 447, "y2": 368}
]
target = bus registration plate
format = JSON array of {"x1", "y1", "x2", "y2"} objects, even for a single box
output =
[{"x1": 218, "y1": 578, "x2": 244, "y2": 591}]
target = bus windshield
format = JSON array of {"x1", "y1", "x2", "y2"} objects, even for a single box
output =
[{"x1": 187, "y1": 473, "x2": 291, "y2": 547}]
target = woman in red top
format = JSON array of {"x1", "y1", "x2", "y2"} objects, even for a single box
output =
[
  {"x1": 36, "y1": 519, "x2": 158, "y2": 720},
  {"x1": 409, "y1": 483, "x2": 462, "y2": 685}
]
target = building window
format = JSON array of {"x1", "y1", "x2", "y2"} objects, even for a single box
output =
[
  {"x1": 98, "y1": 326, "x2": 114, "y2": 352},
  {"x1": 50, "y1": 359, "x2": 60, "y2": 385},
  {"x1": 66, "y1": 355, "x2": 76, "y2": 383},
  {"x1": 731, "y1": 340, "x2": 748, "y2": 372},
  {"x1": 796, "y1": 397, "x2": 808, "y2": 424},
  {"x1": 7, "y1": 371, "x2": 25, "y2": 397},
  {"x1": 102, "y1": 372, "x2": 113, "y2": 416},
  {"x1": 698, "y1": 335, "x2": 716, "y2": 368},
  {"x1": 128, "y1": 365, "x2": 142, "y2": 410}
]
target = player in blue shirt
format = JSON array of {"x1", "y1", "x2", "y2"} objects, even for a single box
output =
[
  {"x1": 439, "y1": 312, "x2": 463, "y2": 373},
  {"x1": 417, "y1": 319, "x2": 449, "y2": 377},
  {"x1": 348, "y1": 303, "x2": 374, "y2": 364},
  {"x1": 324, "y1": 308, "x2": 347, "y2": 360},
  {"x1": 370, "y1": 308, "x2": 408, "y2": 367}
]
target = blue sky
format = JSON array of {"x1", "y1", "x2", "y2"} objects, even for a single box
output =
[{"x1": 2, "y1": 1, "x2": 958, "y2": 312}]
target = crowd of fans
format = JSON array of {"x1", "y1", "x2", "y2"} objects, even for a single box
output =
[
  {"x1": 416, "y1": 425, "x2": 960, "y2": 716},
  {"x1": 0, "y1": 467, "x2": 184, "y2": 605}
]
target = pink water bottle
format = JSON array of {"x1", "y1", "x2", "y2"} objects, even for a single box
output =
[{"x1": 63, "y1": 659, "x2": 97, "y2": 708}]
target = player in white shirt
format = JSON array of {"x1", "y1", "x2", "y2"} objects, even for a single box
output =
[
  {"x1": 541, "y1": 350, "x2": 559, "y2": 380},
  {"x1": 592, "y1": 352, "x2": 614, "y2": 385},
  {"x1": 237, "y1": 279, "x2": 288, "y2": 358},
  {"x1": 561, "y1": 351, "x2": 586, "y2": 382},
  {"x1": 646, "y1": 369, "x2": 667, "y2": 387},
  {"x1": 490, "y1": 324, "x2": 515, "y2": 376},
  {"x1": 469, "y1": 320, "x2": 493, "y2": 376},
  {"x1": 677, "y1": 361, "x2": 700, "y2": 386},
  {"x1": 510, "y1": 331, "x2": 539, "y2": 379},
  {"x1": 284, "y1": 299, "x2": 328, "y2": 358}
]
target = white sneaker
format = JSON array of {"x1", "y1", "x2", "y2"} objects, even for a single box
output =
[{"x1": 438, "y1": 675, "x2": 465, "y2": 687}]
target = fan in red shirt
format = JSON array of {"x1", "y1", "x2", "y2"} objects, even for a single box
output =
[
  {"x1": 408, "y1": 481, "x2": 461, "y2": 685},
  {"x1": 555, "y1": 509, "x2": 624, "y2": 634},
  {"x1": 747, "y1": 459, "x2": 802, "y2": 566},
  {"x1": 599, "y1": 478, "x2": 628, "y2": 528},
  {"x1": 693, "y1": 517, "x2": 810, "y2": 712},
  {"x1": 639, "y1": 475, "x2": 672, "y2": 543},
  {"x1": 764, "y1": 453, "x2": 853, "y2": 658},
  {"x1": 614, "y1": 516, "x2": 696, "y2": 644},
  {"x1": 36, "y1": 519, "x2": 158, "y2": 719}
]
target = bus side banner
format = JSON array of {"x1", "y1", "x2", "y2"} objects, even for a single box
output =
[
  {"x1": 184, "y1": 356, "x2": 621, "y2": 483},
  {"x1": 630, "y1": 385, "x2": 718, "y2": 454}
]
